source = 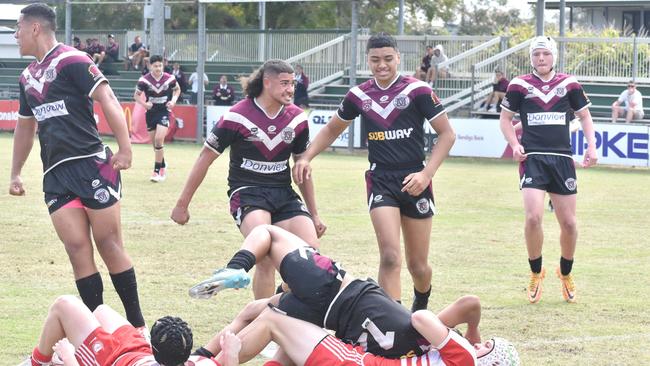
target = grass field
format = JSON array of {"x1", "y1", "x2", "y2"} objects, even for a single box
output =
[{"x1": 1, "y1": 133, "x2": 649, "y2": 365}]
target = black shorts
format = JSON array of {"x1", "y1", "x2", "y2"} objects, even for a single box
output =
[
  {"x1": 277, "y1": 248, "x2": 345, "y2": 326},
  {"x1": 43, "y1": 146, "x2": 122, "y2": 214},
  {"x1": 145, "y1": 108, "x2": 170, "y2": 131},
  {"x1": 228, "y1": 186, "x2": 311, "y2": 227},
  {"x1": 365, "y1": 165, "x2": 435, "y2": 219},
  {"x1": 519, "y1": 153, "x2": 577, "y2": 195}
]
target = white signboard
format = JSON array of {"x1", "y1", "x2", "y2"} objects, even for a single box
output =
[
  {"x1": 307, "y1": 109, "x2": 361, "y2": 148},
  {"x1": 205, "y1": 105, "x2": 231, "y2": 133}
]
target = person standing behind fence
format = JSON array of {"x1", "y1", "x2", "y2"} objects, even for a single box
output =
[
  {"x1": 293, "y1": 33, "x2": 456, "y2": 312},
  {"x1": 293, "y1": 64, "x2": 310, "y2": 108},
  {"x1": 611, "y1": 81, "x2": 644, "y2": 123},
  {"x1": 213, "y1": 75, "x2": 236, "y2": 106},
  {"x1": 171, "y1": 59, "x2": 326, "y2": 300},
  {"x1": 189, "y1": 68, "x2": 209, "y2": 105},
  {"x1": 10, "y1": 3, "x2": 145, "y2": 328},
  {"x1": 499, "y1": 36, "x2": 598, "y2": 304}
]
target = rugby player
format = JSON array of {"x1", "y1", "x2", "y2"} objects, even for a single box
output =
[
  {"x1": 171, "y1": 60, "x2": 326, "y2": 299},
  {"x1": 10, "y1": 3, "x2": 144, "y2": 328},
  {"x1": 293, "y1": 33, "x2": 456, "y2": 312},
  {"x1": 499, "y1": 36, "x2": 598, "y2": 304},
  {"x1": 134, "y1": 54, "x2": 180, "y2": 182}
]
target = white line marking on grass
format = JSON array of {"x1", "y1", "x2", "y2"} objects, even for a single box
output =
[{"x1": 520, "y1": 333, "x2": 650, "y2": 347}]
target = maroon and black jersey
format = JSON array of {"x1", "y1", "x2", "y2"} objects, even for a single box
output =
[
  {"x1": 337, "y1": 75, "x2": 445, "y2": 168},
  {"x1": 205, "y1": 98, "x2": 309, "y2": 189},
  {"x1": 136, "y1": 72, "x2": 177, "y2": 113},
  {"x1": 501, "y1": 72, "x2": 590, "y2": 156},
  {"x1": 18, "y1": 43, "x2": 107, "y2": 174}
]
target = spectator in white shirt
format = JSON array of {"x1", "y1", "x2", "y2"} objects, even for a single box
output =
[
  {"x1": 612, "y1": 81, "x2": 644, "y2": 123},
  {"x1": 188, "y1": 69, "x2": 209, "y2": 105}
]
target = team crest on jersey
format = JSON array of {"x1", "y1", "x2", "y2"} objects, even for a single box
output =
[
  {"x1": 379, "y1": 95, "x2": 390, "y2": 103},
  {"x1": 362, "y1": 99, "x2": 373, "y2": 112},
  {"x1": 94, "y1": 188, "x2": 110, "y2": 204},
  {"x1": 92, "y1": 340, "x2": 104, "y2": 353},
  {"x1": 416, "y1": 198, "x2": 430, "y2": 214},
  {"x1": 268, "y1": 125, "x2": 277, "y2": 134},
  {"x1": 393, "y1": 94, "x2": 410, "y2": 109},
  {"x1": 44, "y1": 68, "x2": 56, "y2": 82},
  {"x1": 280, "y1": 127, "x2": 295, "y2": 143},
  {"x1": 430, "y1": 92, "x2": 441, "y2": 106},
  {"x1": 555, "y1": 87, "x2": 567, "y2": 97},
  {"x1": 88, "y1": 64, "x2": 102, "y2": 81},
  {"x1": 565, "y1": 178, "x2": 577, "y2": 191}
]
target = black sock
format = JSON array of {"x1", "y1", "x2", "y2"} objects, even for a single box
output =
[
  {"x1": 395, "y1": 299, "x2": 402, "y2": 304},
  {"x1": 411, "y1": 285, "x2": 431, "y2": 312},
  {"x1": 110, "y1": 267, "x2": 145, "y2": 327},
  {"x1": 192, "y1": 346, "x2": 215, "y2": 358},
  {"x1": 154, "y1": 162, "x2": 162, "y2": 173},
  {"x1": 275, "y1": 283, "x2": 285, "y2": 294},
  {"x1": 161, "y1": 158, "x2": 166, "y2": 168},
  {"x1": 528, "y1": 256, "x2": 543, "y2": 274},
  {"x1": 75, "y1": 272, "x2": 104, "y2": 311},
  {"x1": 226, "y1": 249, "x2": 256, "y2": 272},
  {"x1": 560, "y1": 257, "x2": 574, "y2": 276}
]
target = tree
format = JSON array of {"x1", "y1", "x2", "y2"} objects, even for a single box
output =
[{"x1": 457, "y1": 0, "x2": 531, "y2": 35}]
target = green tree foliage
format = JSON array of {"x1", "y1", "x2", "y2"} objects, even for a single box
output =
[{"x1": 457, "y1": 0, "x2": 530, "y2": 35}]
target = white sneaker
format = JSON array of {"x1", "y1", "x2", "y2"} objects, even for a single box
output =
[
  {"x1": 150, "y1": 171, "x2": 160, "y2": 182},
  {"x1": 259, "y1": 341, "x2": 279, "y2": 359},
  {"x1": 157, "y1": 168, "x2": 167, "y2": 182}
]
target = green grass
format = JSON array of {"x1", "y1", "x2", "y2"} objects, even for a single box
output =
[{"x1": 0, "y1": 133, "x2": 649, "y2": 365}]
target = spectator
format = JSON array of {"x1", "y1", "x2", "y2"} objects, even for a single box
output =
[
  {"x1": 171, "y1": 62, "x2": 188, "y2": 101},
  {"x1": 213, "y1": 74, "x2": 236, "y2": 106},
  {"x1": 481, "y1": 68, "x2": 509, "y2": 112},
  {"x1": 426, "y1": 44, "x2": 449, "y2": 83},
  {"x1": 88, "y1": 38, "x2": 106, "y2": 66},
  {"x1": 105, "y1": 34, "x2": 119, "y2": 63},
  {"x1": 415, "y1": 45, "x2": 433, "y2": 81},
  {"x1": 125, "y1": 35, "x2": 148, "y2": 71},
  {"x1": 293, "y1": 64, "x2": 310, "y2": 108},
  {"x1": 612, "y1": 81, "x2": 644, "y2": 123},
  {"x1": 188, "y1": 68, "x2": 209, "y2": 104},
  {"x1": 72, "y1": 36, "x2": 85, "y2": 52}
]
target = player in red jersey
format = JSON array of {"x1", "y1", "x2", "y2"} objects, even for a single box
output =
[{"x1": 19, "y1": 295, "x2": 241, "y2": 366}]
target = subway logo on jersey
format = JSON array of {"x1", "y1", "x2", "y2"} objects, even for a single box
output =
[{"x1": 368, "y1": 127, "x2": 414, "y2": 141}]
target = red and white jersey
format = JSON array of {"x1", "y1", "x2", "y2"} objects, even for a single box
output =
[{"x1": 305, "y1": 332, "x2": 477, "y2": 366}]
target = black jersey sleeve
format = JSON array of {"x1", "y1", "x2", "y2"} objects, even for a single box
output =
[
  {"x1": 568, "y1": 84, "x2": 591, "y2": 112},
  {"x1": 18, "y1": 83, "x2": 34, "y2": 118},
  {"x1": 64, "y1": 59, "x2": 107, "y2": 97},
  {"x1": 501, "y1": 80, "x2": 523, "y2": 113},
  {"x1": 336, "y1": 92, "x2": 360, "y2": 122},
  {"x1": 204, "y1": 116, "x2": 241, "y2": 154},
  {"x1": 414, "y1": 90, "x2": 445, "y2": 121},
  {"x1": 135, "y1": 79, "x2": 147, "y2": 92},
  {"x1": 292, "y1": 121, "x2": 310, "y2": 155}
]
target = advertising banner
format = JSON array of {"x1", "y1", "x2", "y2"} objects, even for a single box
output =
[{"x1": 307, "y1": 109, "x2": 361, "y2": 148}]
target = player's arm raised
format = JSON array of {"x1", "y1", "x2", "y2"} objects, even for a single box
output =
[
  {"x1": 292, "y1": 114, "x2": 349, "y2": 184},
  {"x1": 9, "y1": 116, "x2": 37, "y2": 196}
]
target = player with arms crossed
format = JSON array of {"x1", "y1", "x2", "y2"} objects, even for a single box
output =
[
  {"x1": 499, "y1": 36, "x2": 598, "y2": 304},
  {"x1": 293, "y1": 33, "x2": 455, "y2": 311},
  {"x1": 10, "y1": 3, "x2": 145, "y2": 329},
  {"x1": 134, "y1": 54, "x2": 180, "y2": 182},
  {"x1": 172, "y1": 60, "x2": 326, "y2": 299}
]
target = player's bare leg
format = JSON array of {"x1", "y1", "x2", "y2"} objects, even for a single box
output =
[
  {"x1": 51, "y1": 208, "x2": 97, "y2": 279},
  {"x1": 87, "y1": 204, "x2": 133, "y2": 274},
  {"x1": 402, "y1": 215, "x2": 433, "y2": 311},
  {"x1": 437, "y1": 295, "x2": 482, "y2": 344},
  {"x1": 370, "y1": 206, "x2": 403, "y2": 301},
  {"x1": 549, "y1": 193, "x2": 578, "y2": 302},
  {"x1": 522, "y1": 188, "x2": 547, "y2": 303},
  {"x1": 240, "y1": 210, "x2": 275, "y2": 299}
]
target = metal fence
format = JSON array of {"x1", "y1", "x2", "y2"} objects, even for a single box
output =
[
  {"x1": 286, "y1": 34, "x2": 352, "y2": 90},
  {"x1": 57, "y1": 29, "x2": 348, "y2": 62}
]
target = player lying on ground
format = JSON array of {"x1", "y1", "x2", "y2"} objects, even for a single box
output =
[
  {"x1": 20, "y1": 295, "x2": 234, "y2": 366},
  {"x1": 236, "y1": 305, "x2": 519, "y2": 366},
  {"x1": 189, "y1": 225, "x2": 518, "y2": 365}
]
